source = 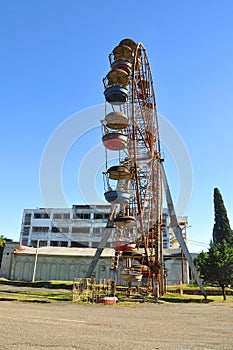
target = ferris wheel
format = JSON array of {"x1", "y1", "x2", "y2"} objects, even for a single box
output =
[
  {"x1": 100, "y1": 38, "x2": 163, "y2": 290},
  {"x1": 86, "y1": 38, "x2": 206, "y2": 298}
]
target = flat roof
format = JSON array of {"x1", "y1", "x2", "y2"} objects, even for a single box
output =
[{"x1": 15, "y1": 246, "x2": 115, "y2": 257}]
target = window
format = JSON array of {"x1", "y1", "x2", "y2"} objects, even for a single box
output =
[
  {"x1": 31, "y1": 240, "x2": 37, "y2": 247},
  {"x1": 50, "y1": 241, "x2": 68, "y2": 247},
  {"x1": 71, "y1": 241, "x2": 89, "y2": 248},
  {"x1": 24, "y1": 213, "x2": 31, "y2": 225},
  {"x1": 39, "y1": 240, "x2": 47, "y2": 247},
  {"x1": 52, "y1": 226, "x2": 69, "y2": 233},
  {"x1": 53, "y1": 213, "x2": 62, "y2": 219},
  {"x1": 22, "y1": 238, "x2": 28, "y2": 245},
  {"x1": 94, "y1": 213, "x2": 109, "y2": 220},
  {"x1": 32, "y1": 226, "x2": 49, "y2": 233},
  {"x1": 31, "y1": 240, "x2": 47, "y2": 247},
  {"x1": 93, "y1": 227, "x2": 103, "y2": 235},
  {"x1": 34, "y1": 213, "x2": 50, "y2": 219},
  {"x1": 50, "y1": 241, "x2": 58, "y2": 246},
  {"x1": 60, "y1": 241, "x2": 68, "y2": 247},
  {"x1": 53, "y1": 213, "x2": 70, "y2": 220},
  {"x1": 94, "y1": 213, "x2": 102, "y2": 219},
  {"x1": 22, "y1": 226, "x2": 30, "y2": 237},
  {"x1": 75, "y1": 213, "x2": 91, "y2": 220},
  {"x1": 63, "y1": 213, "x2": 70, "y2": 219},
  {"x1": 72, "y1": 227, "x2": 90, "y2": 234}
]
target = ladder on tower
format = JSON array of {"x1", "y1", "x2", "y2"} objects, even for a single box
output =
[{"x1": 161, "y1": 162, "x2": 207, "y2": 299}]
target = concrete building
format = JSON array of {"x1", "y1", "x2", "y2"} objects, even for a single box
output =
[
  {"x1": 20, "y1": 205, "x2": 173, "y2": 250},
  {"x1": 20, "y1": 205, "x2": 112, "y2": 248},
  {"x1": 0, "y1": 243, "x2": 189, "y2": 285},
  {"x1": 163, "y1": 248, "x2": 189, "y2": 285},
  {"x1": 0, "y1": 205, "x2": 190, "y2": 285},
  {"x1": 0, "y1": 243, "x2": 115, "y2": 282}
]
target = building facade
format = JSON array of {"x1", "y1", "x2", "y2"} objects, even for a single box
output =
[
  {"x1": 0, "y1": 243, "x2": 115, "y2": 282},
  {"x1": 20, "y1": 205, "x2": 173, "y2": 250},
  {"x1": 1, "y1": 243, "x2": 189, "y2": 285},
  {"x1": 10, "y1": 205, "x2": 191, "y2": 285},
  {"x1": 20, "y1": 205, "x2": 112, "y2": 248}
]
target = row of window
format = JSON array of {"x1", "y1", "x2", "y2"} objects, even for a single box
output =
[
  {"x1": 24, "y1": 212, "x2": 109, "y2": 223},
  {"x1": 30, "y1": 240, "x2": 111, "y2": 248},
  {"x1": 30, "y1": 226, "x2": 104, "y2": 234}
]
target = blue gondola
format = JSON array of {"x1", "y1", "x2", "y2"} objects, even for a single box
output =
[{"x1": 104, "y1": 86, "x2": 128, "y2": 105}]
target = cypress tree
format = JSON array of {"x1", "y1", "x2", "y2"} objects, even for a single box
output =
[
  {"x1": 195, "y1": 188, "x2": 233, "y2": 300},
  {"x1": 213, "y1": 188, "x2": 232, "y2": 244}
]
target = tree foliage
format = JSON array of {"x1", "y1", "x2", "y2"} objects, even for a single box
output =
[
  {"x1": 213, "y1": 187, "x2": 232, "y2": 244},
  {"x1": 0, "y1": 235, "x2": 7, "y2": 248},
  {"x1": 0, "y1": 235, "x2": 7, "y2": 269},
  {"x1": 195, "y1": 188, "x2": 233, "y2": 300}
]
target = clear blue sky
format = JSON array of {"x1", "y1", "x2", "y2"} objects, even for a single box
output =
[{"x1": 1, "y1": 0, "x2": 233, "y2": 252}]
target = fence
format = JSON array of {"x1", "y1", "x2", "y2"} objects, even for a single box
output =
[{"x1": 72, "y1": 278, "x2": 115, "y2": 302}]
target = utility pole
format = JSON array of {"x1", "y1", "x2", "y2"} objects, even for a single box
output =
[
  {"x1": 32, "y1": 240, "x2": 40, "y2": 282},
  {"x1": 180, "y1": 224, "x2": 191, "y2": 285}
]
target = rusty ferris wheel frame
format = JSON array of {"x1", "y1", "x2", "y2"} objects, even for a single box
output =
[
  {"x1": 117, "y1": 41, "x2": 164, "y2": 280},
  {"x1": 86, "y1": 39, "x2": 206, "y2": 298}
]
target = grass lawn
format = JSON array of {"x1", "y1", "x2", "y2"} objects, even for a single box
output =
[
  {"x1": 0, "y1": 280, "x2": 233, "y2": 304},
  {"x1": 160, "y1": 292, "x2": 233, "y2": 303}
]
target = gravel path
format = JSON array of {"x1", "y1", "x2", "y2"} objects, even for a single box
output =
[{"x1": 0, "y1": 301, "x2": 232, "y2": 350}]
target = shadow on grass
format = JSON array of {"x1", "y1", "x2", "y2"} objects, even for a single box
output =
[
  {"x1": 0, "y1": 297, "x2": 50, "y2": 303},
  {"x1": 159, "y1": 296, "x2": 212, "y2": 304},
  {"x1": 0, "y1": 289, "x2": 72, "y2": 303}
]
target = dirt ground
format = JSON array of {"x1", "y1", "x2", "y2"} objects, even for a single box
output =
[{"x1": 0, "y1": 300, "x2": 232, "y2": 350}]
